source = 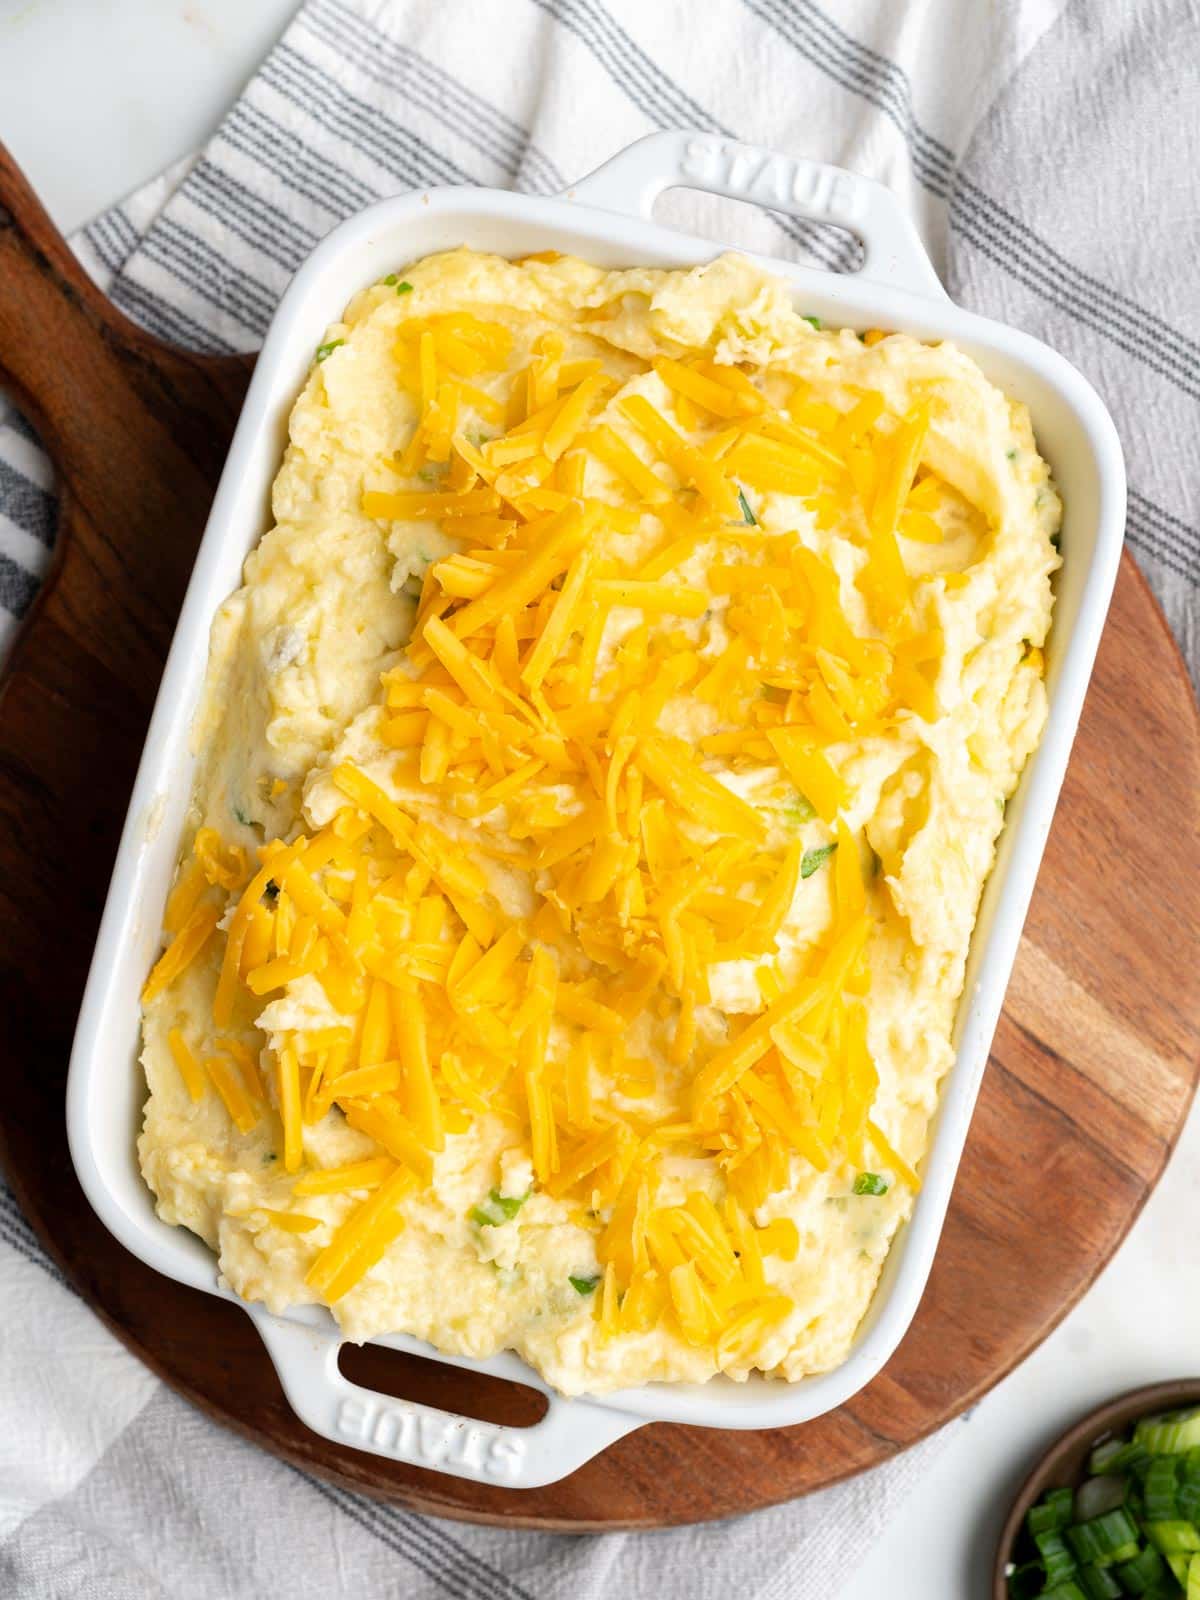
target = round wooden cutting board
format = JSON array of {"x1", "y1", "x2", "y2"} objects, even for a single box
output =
[{"x1": 1, "y1": 144, "x2": 1198, "y2": 1532}]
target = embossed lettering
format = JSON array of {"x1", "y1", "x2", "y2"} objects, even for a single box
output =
[
  {"x1": 417, "y1": 1413, "x2": 457, "y2": 1463},
  {"x1": 371, "y1": 1405, "x2": 417, "y2": 1454},
  {"x1": 789, "y1": 160, "x2": 824, "y2": 210},
  {"x1": 452, "y1": 1425, "x2": 488, "y2": 1471},
  {"x1": 335, "y1": 1396, "x2": 369, "y2": 1442},
  {"x1": 486, "y1": 1435, "x2": 526, "y2": 1480},
  {"x1": 676, "y1": 137, "x2": 865, "y2": 236},
  {"x1": 333, "y1": 1394, "x2": 531, "y2": 1477},
  {"x1": 726, "y1": 145, "x2": 763, "y2": 191},
  {"x1": 680, "y1": 136, "x2": 721, "y2": 185},
  {"x1": 747, "y1": 154, "x2": 792, "y2": 209}
]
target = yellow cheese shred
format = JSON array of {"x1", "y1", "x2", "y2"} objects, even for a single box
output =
[
  {"x1": 167, "y1": 1027, "x2": 206, "y2": 1102},
  {"x1": 204, "y1": 1054, "x2": 258, "y2": 1134},
  {"x1": 141, "y1": 902, "x2": 221, "y2": 1004},
  {"x1": 293, "y1": 1157, "x2": 396, "y2": 1196},
  {"x1": 306, "y1": 1167, "x2": 418, "y2": 1301}
]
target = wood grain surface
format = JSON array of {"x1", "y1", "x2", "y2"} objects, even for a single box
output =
[{"x1": 1, "y1": 141, "x2": 1198, "y2": 1531}]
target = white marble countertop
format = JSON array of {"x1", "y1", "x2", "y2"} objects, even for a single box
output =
[{"x1": 2, "y1": 5, "x2": 1197, "y2": 1593}]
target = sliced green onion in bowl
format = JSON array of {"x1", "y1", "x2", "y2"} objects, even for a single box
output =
[
  {"x1": 1065, "y1": 1507, "x2": 1140, "y2": 1564},
  {"x1": 1030, "y1": 1487, "x2": 1076, "y2": 1535},
  {"x1": 1138, "y1": 1411, "x2": 1200, "y2": 1456},
  {"x1": 1078, "y1": 1562, "x2": 1122, "y2": 1598},
  {"x1": 1008, "y1": 1400, "x2": 1200, "y2": 1598},
  {"x1": 1073, "y1": 1475, "x2": 1131, "y2": 1522},
  {"x1": 1165, "y1": 1552, "x2": 1193, "y2": 1587},
  {"x1": 1089, "y1": 1439, "x2": 1126, "y2": 1475},
  {"x1": 1114, "y1": 1543, "x2": 1168, "y2": 1591},
  {"x1": 1145, "y1": 1456, "x2": 1182, "y2": 1520},
  {"x1": 1145, "y1": 1523, "x2": 1200, "y2": 1554},
  {"x1": 1035, "y1": 1529, "x2": 1078, "y2": 1585}
]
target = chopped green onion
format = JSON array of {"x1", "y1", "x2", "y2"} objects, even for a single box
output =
[
  {"x1": 470, "y1": 1188, "x2": 528, "y2": 1227},
  {"x1": 737, "y1": 488, "x2": 757, "y2": 525},
  {"x1": 396, "y1": 280, "x2": 414, "y2": 295},
  {"x1": 1166, "y1": 1551, "x2": 1193, "y2": 1585},
  {"x1": 802, "y1": 314, "x2": 822, "y2": 330},
  {"x1": 1006, "y1": 448, "x2": 1018, "y2": 460},
  {"x1": 1035, "y1": 1529, "x2": 1078, "y2": 1586},
  {"x1": 1096, "y1": 1539, "x2": 1140, "y2": 1566},
  {"x1": 1143, "y1": 1457, "x2": 1180, "y2": 1520},
  {"x1": 1090, "y1": 1440, "x2": 1149, "y2": 1478},
  {"x1": 1073, "y1": 1476, "x2": 1129, "y2": 1523},
  {"x1": 1077, "y1": 1563, "x2": 1122, "y2": 1599},
  {"x1": 569, "y1": 1274, "x2": 601, "y2": 1295},
  {"x1": 1039, "y1": 1585, "x2": 1088, "y2": 1600},
  {"x1": 1136, "y1": 1408, "x2": 1200, "y2": 1455},
  {"x1": 1114, "y1": 1544, "x2": 1168, "y2": 1592},
  {"x1": 1144, "y1": 1520, "x2": 1200, "y2": 1554},
  {"x1": 1187, "y1": 1550, "x2": 1200, "y2": 1599},
  {"x1": 784, "y1": 791, "x2": 816, "y2": 824},
  {"x1": 315, "y1": 339, "x2": 344, "y2": 363},
  {"x1": 1065, "y1": 1508, "x2": 1139, "y2": 1564},
  {"x1": 383, "y1": 273, "x2": 398, "y2": 285},
  {"x1": 1181, "y1": 1483, "x2": 1200, "y2": 1522},
  {"x1": 1030, "y1": 1488, "x2": 1077, "y2": 1536},
  {"x1": 852, "y1": 1172, "x2": 889, "y2": 1196},
  {"x1": 1120, "y1": 1445, "x2": 1153, "y2": 1479},
  {"x1": 1088, "y1": 1440, "x2": 1126, "y2": 1477},
  {"x1": 801, "y1": 842, "x2": 838, "y2": 879}
]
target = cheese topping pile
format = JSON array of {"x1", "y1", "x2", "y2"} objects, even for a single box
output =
[{"x1": 138, "y1": 248, "x2": 1060, "y2": 1395}]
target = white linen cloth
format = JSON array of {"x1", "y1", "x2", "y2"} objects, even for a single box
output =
[{"x1": 2, "y1": 1, "x2": 1198, "y2": 1594}]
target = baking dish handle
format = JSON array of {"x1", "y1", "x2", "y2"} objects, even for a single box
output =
[
  {"x1": 564, "y1": 130, "x2": 948, "y2": 301},
  {"x1": 250, "y1": 1308, "x2": 642, "y2": 1489}
]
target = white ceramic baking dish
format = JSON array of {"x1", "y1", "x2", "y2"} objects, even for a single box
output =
[{"x1": 66, "y1": 131, "x2": 1125, "y2": 1491}]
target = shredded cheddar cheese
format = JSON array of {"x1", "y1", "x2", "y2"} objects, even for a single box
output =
[{"x1": 138, "y1": 246, "x2": 1059, "y2": 1397}]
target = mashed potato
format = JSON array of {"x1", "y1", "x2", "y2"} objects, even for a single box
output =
[{"x1": 137, "y1": 248, "x2": 1059, "y2": 1396}]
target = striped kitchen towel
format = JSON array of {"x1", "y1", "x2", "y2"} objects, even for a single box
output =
[
  {"x1": 2, "y1": 1, "x2": 1198, "y2": 1597},
  {"x1": 5, "y1": 2, "x2": 1199, "y2": 665}
]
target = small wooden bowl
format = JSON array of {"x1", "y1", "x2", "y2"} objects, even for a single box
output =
[{"x1": 993, "y1": 1378, "x2": 1200, "y2": 1598}]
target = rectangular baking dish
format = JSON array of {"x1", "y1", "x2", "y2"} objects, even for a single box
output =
[{"x1": 66, "y1": 131, "x2": 1125, "y2": 1490}]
